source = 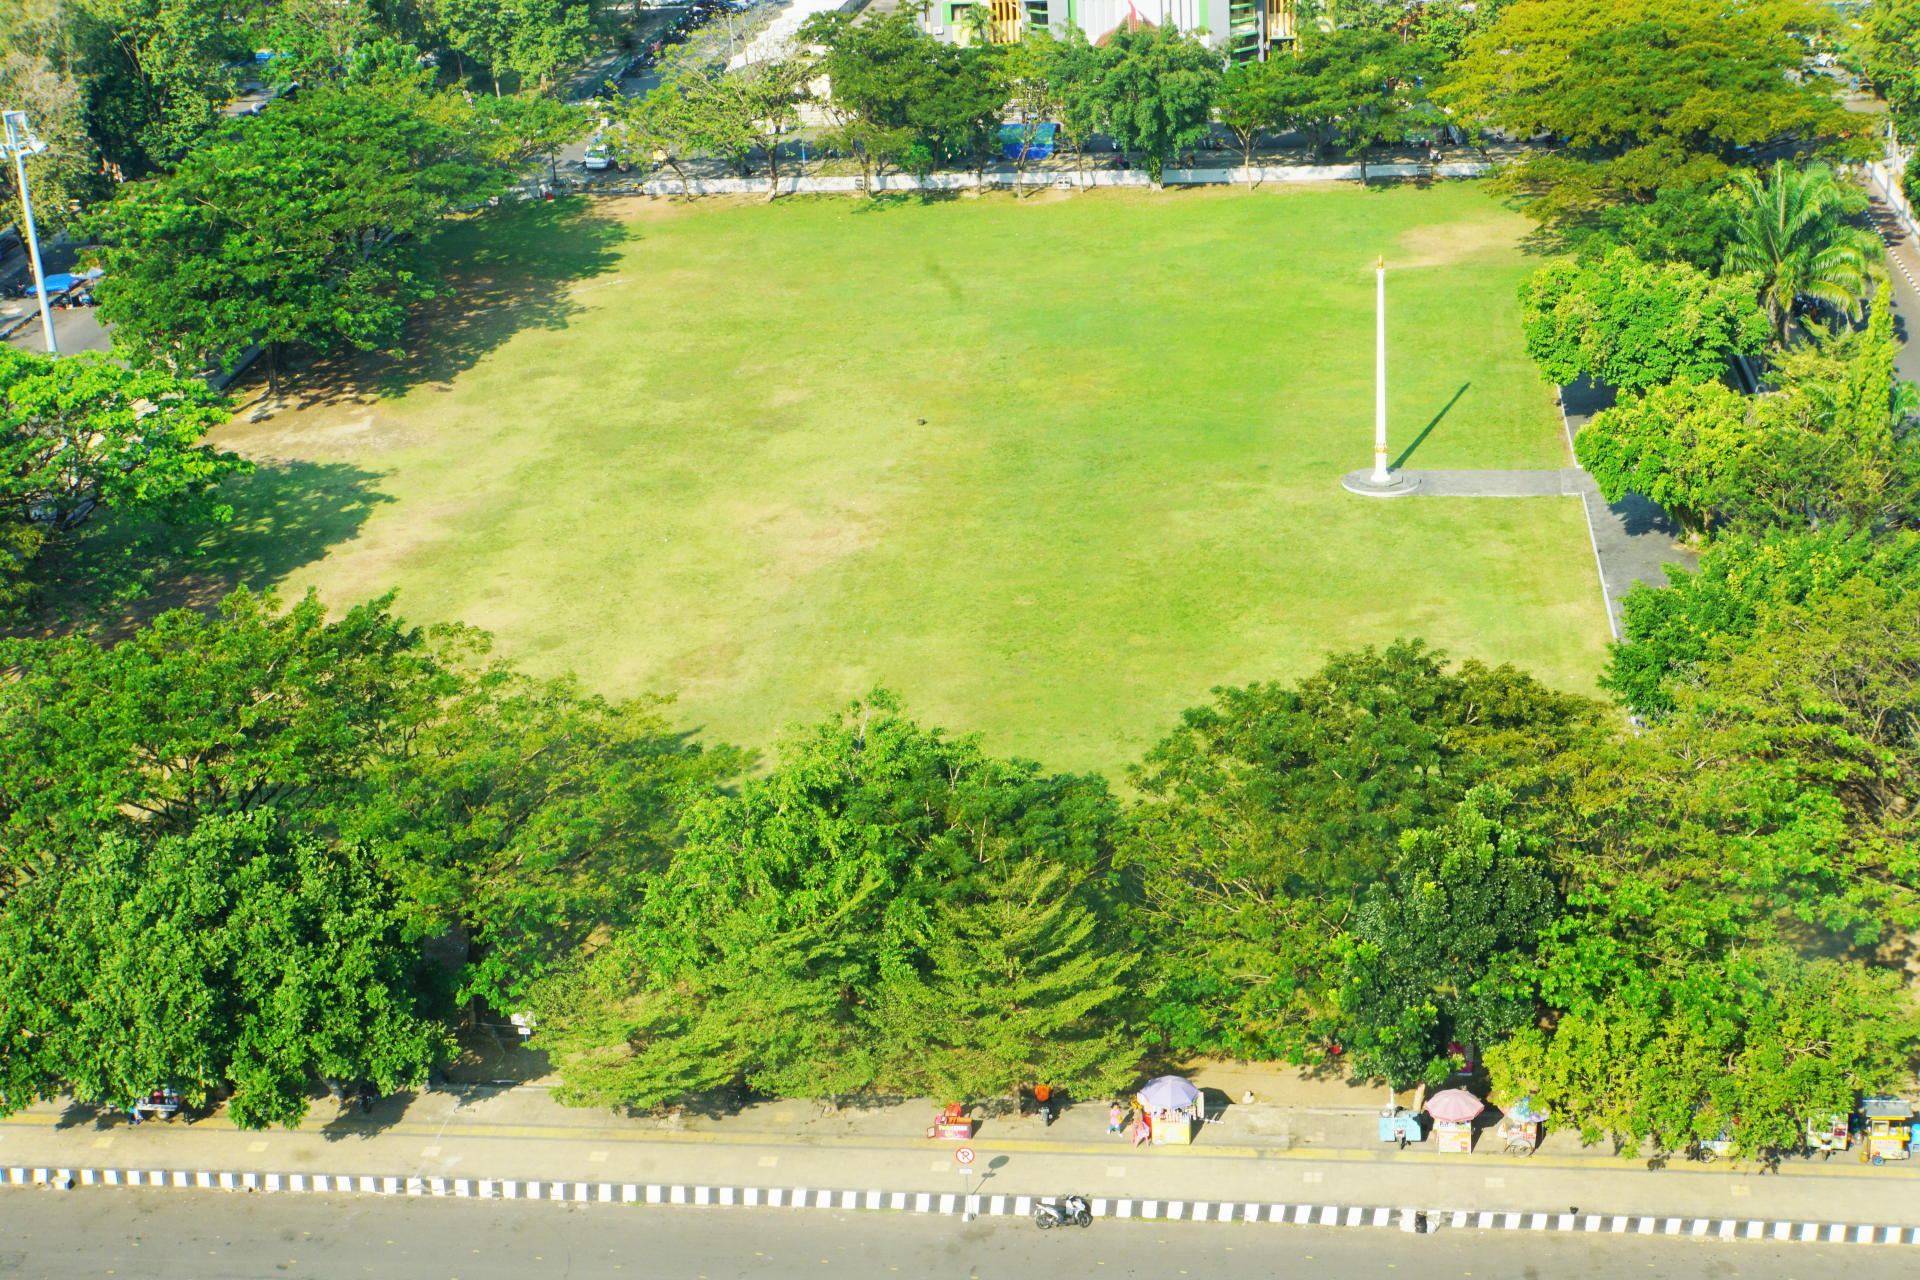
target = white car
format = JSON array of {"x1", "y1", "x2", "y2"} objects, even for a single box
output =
[{"x1": 584, "y1": 139, "x2": 612, "y2": 171}]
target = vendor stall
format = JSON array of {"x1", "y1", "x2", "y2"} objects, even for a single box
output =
[
  {"x1": 1426, "y1": 1089, "x2": 1484, "y2": 1154},
  {"x1": 927, "y1": 1103, "x2": 974, "y2": 1140},
  {"x1": 1862, "y1": 1099, "x2": 1914, "y2": 1165},
  {"x1": 1137, "y1": 1076, "x2": 1201, "y2": 1146},
  {"x1": 1807, "y1": 1113, "x2": 1849, "y2": 1157},
  {"x1": 1497, "y1": 1096, "x2": 1548, "y2": 1157}
]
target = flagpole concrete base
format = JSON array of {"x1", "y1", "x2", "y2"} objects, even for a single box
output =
[{"x1": 1341, "y1": 470, "x2": 1422, "y2": 497}]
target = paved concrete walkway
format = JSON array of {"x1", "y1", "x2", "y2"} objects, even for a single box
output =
[{"x1": 3, "y1": 1086, "x2": 1915, "y2": 1227}]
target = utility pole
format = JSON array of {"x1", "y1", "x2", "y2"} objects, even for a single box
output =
[{"x1": 2, "y1": 110, "x2": 58, "y2": 355}]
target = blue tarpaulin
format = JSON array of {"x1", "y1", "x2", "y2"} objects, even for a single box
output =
[{"x1": 1000, "y1": 122, "x2": 1057, "y2": 161}]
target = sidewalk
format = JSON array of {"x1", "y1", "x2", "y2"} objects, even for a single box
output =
[{"x1": 4, "y1": 1073, "x2": 1915, "y2": 1228}]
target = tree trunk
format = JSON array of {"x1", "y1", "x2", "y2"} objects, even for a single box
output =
[
  {"x1": 763, "y1": 136, "x2": 781, "y2": 202},
  {"x1": 265, "y1": 342, "x2": 280, "y2": 400}
]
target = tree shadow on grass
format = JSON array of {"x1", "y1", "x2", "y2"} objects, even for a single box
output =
[
  {"x1": 11, "y1": 459, "x2": 394, "y2": 642},
  {"x1": 365, "y1": 196, "x2": 634, "y2": 398}
]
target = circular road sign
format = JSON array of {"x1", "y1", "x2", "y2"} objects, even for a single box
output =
[{"x1": 955, "y1": 1147, "x2": 976, "y2": 1165}]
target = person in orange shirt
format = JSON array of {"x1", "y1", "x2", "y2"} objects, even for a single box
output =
[{"x1": 1034, "y1": 1084, "x2": 1052, "y2": 1126}]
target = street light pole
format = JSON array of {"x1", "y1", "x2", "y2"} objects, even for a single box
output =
[{"x1": 2, "y1": 110, "x2": 57, "y2": 356}]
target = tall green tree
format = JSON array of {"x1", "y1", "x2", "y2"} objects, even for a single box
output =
[
  {"x1": 1336, "y1": 786, "x2": 1556, "y2": 1088},
  {"x1": 67, "y1": 0, "x2": 244, "y2": 171},
  {"x1": 88, "y1": 75, "x2": 500, "y2": 394},
  {"x1": 1081, "y1": 22, "x2": 1219, "y2": 186},
  {"x1": 529, "y1": 691, "x2": 1126, "y2": 1110},
  {"x1": 0, "y1": 348, "x2": 248, "y2": 616},
  {"x1": 1123, "y1": 642, "x2": 1604, "y2": 1062},
  {"x1": 1574, "y1": 379, "x2": 1752, "y2": 541},
  {"x1": 1724, "y1": 161, "x2": 1885, "y2": 345},
  {"x1": 875, "y1": 860, "x2": 1139, "y2": 1102},
  {"x1": 1519, "y1": 248, "x2": 1769, "y2": 394},
  {"x1": 0, "y1": 810, "x2": 448, "y2": 1130},
  {"x1": 800, "y1": 9, "x2": 1005, "y2": 177},
  {"x1": 1444, "y1": 0, "x2": 1867, "y2": 218}
]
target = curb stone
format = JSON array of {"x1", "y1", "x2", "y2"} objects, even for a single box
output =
[{"x1": 6, "y1": 1168, "x2": 1915, "y2": 1243}]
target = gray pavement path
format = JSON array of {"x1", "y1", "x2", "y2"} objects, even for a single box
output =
[{"x1": 4, "y1": 1185, "x2": 1902, "y2": 1280}]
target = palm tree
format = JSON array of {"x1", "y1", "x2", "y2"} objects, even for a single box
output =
[{"x1": 1724, "y1": 161, "x2": 1885, "y2": 345}]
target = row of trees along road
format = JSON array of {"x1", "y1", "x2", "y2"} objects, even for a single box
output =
[{"x1": 0, "y1": 578, "x2": 1913, "y2": 1161}]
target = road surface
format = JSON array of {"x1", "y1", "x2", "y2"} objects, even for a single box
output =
[{"x1": 0, "y1": 1187, "x2": 1909, "y2": 1280}]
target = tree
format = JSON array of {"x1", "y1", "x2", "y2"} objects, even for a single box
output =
[
  {"x1": 1123, "y1": 642, "x2": 1605, "y2": 1062},
  {"x1": 1852, "y1": 0, "x2": 1920, "y2": 144},
  {"x1": 1002, "y1": 30, "x2": 1068, "y2": 197},
  {"x1": 1491, "y1": 950, "x2": 1917, "y2": 1158},
  {"x1": 65, "y1": 0, "x2": 244, "y2": 172},
  {"x1": 800, "y1": 9, "x2": 1005, "y2": 182},
  {"x1": 1574, "y1": 380, "x2": 1752, "y2": 541},
  {"x1": 1518, "y1": 248, "x2": 1769, "y2": 394},
  {"x1": 437, "y1": 0, "x2": 593, "y2": 94},
  {"x1": 1311, "y1": 28, "x2": 1443, "y2": 184},
  {"x1": 529, "y1": 691, "x2": 1125, "y2": 1110},
  {"x1": 1724, "y1": 161, "x2": 1885, "y2": 345},
  {"x1": 608, "y1": 82, "x2": 701, "y2": 193},
  {"x1": 1216, "y1": 57, "x2": 1287, "y2": 185},
  {"x1": 0, "y1": 810, "x2": 449, "y2": 1129},
  {"x1": 1337, "y1": 786, "x2": 1556, "y2": 1088},
  {"x1": 1082, "y1": 22, "x2": 1219, "y2": 187},
  {"x1": 1603, "y1": 526, "x2": 1920, "y2": 716},
  {"x1": 1443, "y1": 0, "x2": 1868, "y2": 217},
  {"x1": 0, "y1": 588, "x2": 730, "y2": 1008},
  {"x1": 874, "y1": 860, "x2": 1139, "y2": 1102},
  {"x1": 1559, "y1": 181, "x2": 1741, "y2": 275},
  {"x1": 0, "y1": 49, "x2": 95, "y2": 236},
  {"x1": 88, "y1": 77, "x2": 500, "y2": 395},
  {"x1": 486, "y1": 91, "x2": 590, "y2": 185},
  {"x1": 0, "y1": 349, "x2": 249, "y2": 615}
]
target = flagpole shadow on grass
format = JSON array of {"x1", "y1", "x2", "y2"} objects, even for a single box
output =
[{"x1": 1391, "y1": 382, "x2": 1469, "y2": 471}]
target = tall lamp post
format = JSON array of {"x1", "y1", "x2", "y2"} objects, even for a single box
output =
[
  {"x1": 1341, "y1": 254, "x2": 1418, "y2": 496},
  {"x1": 1, "y1": 110, "x2": 58, "y2": 356}
]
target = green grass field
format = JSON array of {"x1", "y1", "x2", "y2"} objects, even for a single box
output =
[{"x1": 213, "y1": 181, "x2": 1609, "y2": 776}]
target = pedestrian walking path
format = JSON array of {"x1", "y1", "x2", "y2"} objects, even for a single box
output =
[{"x1": 4, "y1": 1085, "x2": 1915, "y2": 1231}]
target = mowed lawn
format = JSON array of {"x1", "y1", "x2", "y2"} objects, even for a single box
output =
[{"x1": 214, "y1": 181, "x2": 1610, "y2": 776}]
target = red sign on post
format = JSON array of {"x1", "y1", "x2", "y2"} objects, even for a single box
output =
[{"x1": 955, "y1": 1147, "x2": 975, "y2": 1165}]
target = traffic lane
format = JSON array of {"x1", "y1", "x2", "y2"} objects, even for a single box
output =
[
  {"x1": 1878, "y1": 264, "x2": 1920, "y2": 387},
  {"x1": 0, "y1": 1190, "x2": 1908, "y2": 1280}
]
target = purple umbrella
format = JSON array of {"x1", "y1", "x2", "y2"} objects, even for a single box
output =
[
  {"x1": 1425, "y1": 1089, "x2": 1485, "y2": 1123},
  {"x1": 1138, "y1": 1076, "x2": 1201, "y2": 1111}
]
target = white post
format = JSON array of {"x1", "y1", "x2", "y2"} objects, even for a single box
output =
[
  {"x1": 3, "y1": 112, "x2": 57, "y2": 356},
  {"x1": 1371, "y1": 255, "x2": 1388, "y2": 483}
]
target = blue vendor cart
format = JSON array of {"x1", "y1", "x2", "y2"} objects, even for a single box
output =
[{"x1": 1378, "y1": 1106, "x2": 1425, "y2": 1148}]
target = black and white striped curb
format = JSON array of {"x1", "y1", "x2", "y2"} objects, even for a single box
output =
[{"x1": 6, "y1": 1168, "x2": 1916, "y2": 1244}]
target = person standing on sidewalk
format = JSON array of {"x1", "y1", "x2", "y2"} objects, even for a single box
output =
[
  {"x1": 1035, "y1": 1083, "x2": 1052, "y2": 1126},
  {"x1": 1109, "y1": 1102, "x2": 1123, "y2": 1134}
]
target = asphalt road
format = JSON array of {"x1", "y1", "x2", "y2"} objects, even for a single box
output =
[{"x1": 0, "y1": 1190, "x2": 1911, "y2": 1280}]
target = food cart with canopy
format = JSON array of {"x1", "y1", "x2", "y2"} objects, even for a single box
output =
[
  {"x1": 1497, "y1": 1095, "x2": 1548, "y2": 1156},
  {"x1": 1425, "y1": 1089, "x2": 1484, "y2": 1153},
  {"x1": 1137, "y1": 1076, "x2": 1201, "y2": 1145},
  {"x1": 1862, "y1": 1099, "x2": 1914, "y2": 1164}
]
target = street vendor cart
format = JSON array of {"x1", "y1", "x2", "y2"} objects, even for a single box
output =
[
  {"x1": 1378, "y1": 1107, "x2": 1425, "y2": 1148},
  {"x1": 1137, "y1": 1076, "x2": 1201, "y2": 1146},
  {"x1": 1426, "y1": 1089, "x2": 1484, "y2": 1154},
  {"x1": 1862, "y1": 1099, "x2": 1914, "y2": 1165},
  {"x1": 1497, "y1": 1096, "x2": 1548, "y2": 1157},
  {"x1": 1807, "y1": 1113, "x2": 1849, "y2": 1158},
  {"x1": 927, "y1": 1103, "x2": 974, "y2": 1140}
]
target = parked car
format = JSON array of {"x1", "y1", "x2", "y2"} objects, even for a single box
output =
[{"x1": 583, "y1": 139, "x2": 612, "y2": 171}]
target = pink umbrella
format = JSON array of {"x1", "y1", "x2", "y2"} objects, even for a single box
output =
[{"x1": 1425, "y1": 1089, "x2": 1485, "y2": 1122}]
